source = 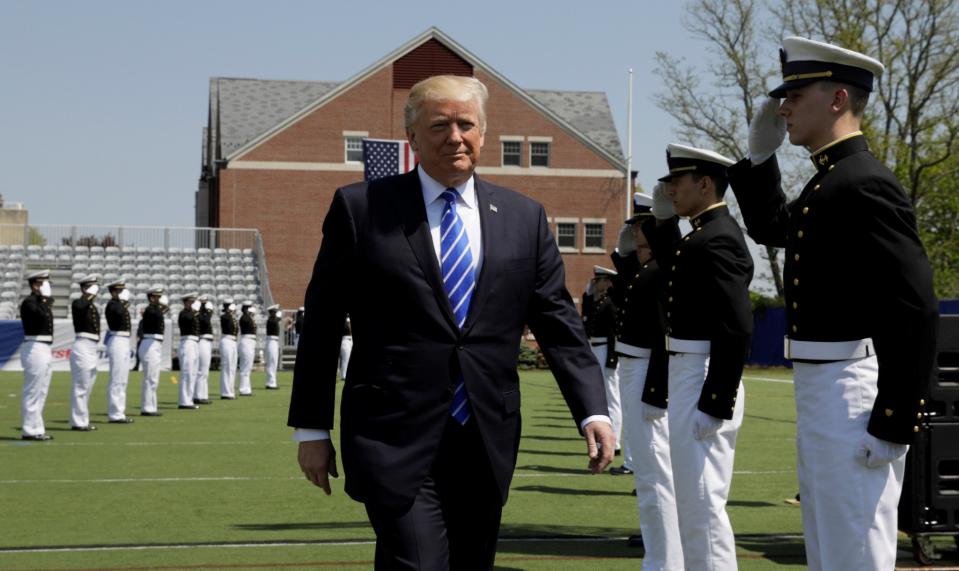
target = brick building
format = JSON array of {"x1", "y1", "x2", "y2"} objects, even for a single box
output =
[{"x1": 198, "y1": 28, "x2": 629, "y2": 308}]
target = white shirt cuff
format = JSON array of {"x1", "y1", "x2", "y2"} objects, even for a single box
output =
[
  {"x1": 580, "y1": 415, "x2": 612, "y2": 431},
  {"x1": 293, "y1": 428, "x2": 331, "y2": 442}
]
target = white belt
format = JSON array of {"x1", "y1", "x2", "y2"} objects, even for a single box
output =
[
  {"x1": 267, "y1": 335, "x2": 279, "y2": 340},
  {"x1": 77, "y1": 332, "x2": 99, "y2": 341},
  {"x1": 665, "y1": 336, "x2": 711, "y2": 354},
  {"x1": 221, "y1": 334, "x2": 237, "y2": 341},
  {"x1": 201, "y1": 334, "x2": 214, "y2": 340},
  {"x1": 241, "y1": 334, "x2": 257, "y2": 340},
  {"x1": 615, "y1": 341, "x2": 652, "y2": 358},
  {"x1": 24, "y1": 335, "x2": 53, "y2": 343},
  {"x1": 109, "y1": 331, "x2": 131, "y2": 337},
  {"x1": 182, "y1": 335, "x2": 199, "y2": 342},
  {"x1": 589, "y1": 336, "x2": 608, "y2": 346},
  {"x1": 143, "y1": 333, "x2": 163, "y2": 340},
  {"x1": 785, "y1": 337, "x2": 874, "y2": 361}
]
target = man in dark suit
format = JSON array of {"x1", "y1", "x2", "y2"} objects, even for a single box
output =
[
  {"x1": 289, "y1": 74, "x2": 614, "y2": 570},
  {"x1": 728, "y1": 37, "x2": 938, "y2": 569}
]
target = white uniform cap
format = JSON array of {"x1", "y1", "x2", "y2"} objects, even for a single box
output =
[
  {"x1": 770, "y1": 36, "x2": 884, "y2": 97},
  {"x1": 105, "y1": 280, "x2": 125, "y2": 289},
  {"x1": 147, "y1": 286, "x2": 164, "y2": 296},
  {"x1": 627, "y1": 193, "x2": 654, "y2": 223},
  {"x1": 181, "y1": 292, "x2": 198, "y2": 301},
  {"x1": 242, "y1": 300, "x2": 254, "y2": 307},
  {"x1": 593, "y1": 265, "x2": 617, "y2": 278},
  {"x1": 26, "y1": 269, "x2": 50, "y2": 282},
  {"x1": 267, "y1": 304, "x2": 280, "y2": 311},
  {"x1": 658, "y1": 143, "x2": 735, "y2": 182},
  {"x1": 77, "y1": 273, "x2": 100, "y2": 286}
]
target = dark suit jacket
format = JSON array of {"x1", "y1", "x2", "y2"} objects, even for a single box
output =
[{"x1": 288, "y1": 169, "x2": 607, "y2": 511}]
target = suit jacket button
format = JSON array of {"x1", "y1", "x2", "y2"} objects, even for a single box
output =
[
  {"x1": 885, "y1": 408, "x2": 894, "y2": 417},
  {"x1": 456, "y1": 345, "x2": 464, "y2": 351},
  {"x1": 711, "y1": 393, "x2": 717, "y2": 400},
  {"x1": 914, "y1": 426, "x2": 920, "y2": 433}
]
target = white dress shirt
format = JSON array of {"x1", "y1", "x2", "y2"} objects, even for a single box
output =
[{"x1": 294, "y1": 166, "x2": 609, "y2": 442}]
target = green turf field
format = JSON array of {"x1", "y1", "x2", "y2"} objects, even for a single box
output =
[{"x1": 0, "y1": 366, "x2": 921, "y2": 569}]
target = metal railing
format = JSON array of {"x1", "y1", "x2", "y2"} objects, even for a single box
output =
[{"x1": 0, "y1": 223, "x2": 261, "y2": 251}]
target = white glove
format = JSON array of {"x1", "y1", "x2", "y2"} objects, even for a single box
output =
[
  {"x1": 748, "y1": 98, "x2": 786, "y2": 165},
  {"x1": 693, "y1": 410, "x2": 724, "y2": 440},
  {"x1": 585, "y1": 280, "x2": 595, "y2": 297},
  {"x1": 616, "y1": 224, "x2": 637, "y2": 255},
  {"x1": 651, "y1": 182, "x2": 674, "y2": 220},
  {"x1": 643, "y1": 403, "x2": 667, "y2": 421},
  {"x1": 856, "y1": 432, "x2": 909, "y2": 469}
]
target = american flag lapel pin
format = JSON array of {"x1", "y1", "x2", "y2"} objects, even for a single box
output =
[{"x1": 490, "y1": 204, "x2": 498, "y2": 213}]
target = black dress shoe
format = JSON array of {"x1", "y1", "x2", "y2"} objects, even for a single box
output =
[
  {"x1": 626, "y1": 534, "x2": 645, "y2": 551},
  {"x1": 609, "y1": 466, "x2": 634, "y2": 476},
  {"x1": 194, "y1": 399, "x2": 213, "y2": 405},
  {"x1": 239, "y1": 393, "x2": 254, "y2": 397},
  {"x1": 614, "y1": 449, "x2": 621, "y2": 457},
  {"x1": 264, "y1": 386, "x2": 279, "y2": 390},
  {"x1": 71, "y1": 425, "x2": 97, "y2": 431},
  {"x1": 108, "y1": 417, "x2": 135, "y2": 424},
  {"x1": 21, "y1": 434, "x2": 53, "y2": 441},
  {"x1": 140, "y1": 411, "x2": 163, "y2": 417},
  {"x1": 220, "y1": 396, "x2": 236, "y2": 400},
  {"x1": 178, "y1": 405, "x2": 199, "y2": 410}
]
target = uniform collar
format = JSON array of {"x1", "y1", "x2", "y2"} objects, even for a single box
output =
[
  {"x1": 810, "y1": 131, "x2": 868, "y2": 173},
  {"x1": 417, "y1": 165, "x2": 477, "y2": 210},
  {"x1": 689, "y1": 201, "x2": 728, "y2": 229}
]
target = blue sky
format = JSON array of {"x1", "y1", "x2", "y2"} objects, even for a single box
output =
[{"x1": 0, "y1": 0, "x2": 717, "y2": 227}]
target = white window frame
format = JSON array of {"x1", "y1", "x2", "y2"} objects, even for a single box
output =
[
  {"x1": 529, "y1": 139, "x2": 551, "y2": 168},
  {"x1": 582, "y1": 218, "x2": 607, "y2": 253},
  {"x1": 501, "y1": 140, "x2": 522, "y2": 167},
  {"x1": 554, "y1": 217, "x2": 579, "y2": 253},
  {"x1": 343, "y1": 131, "x2": 369, "y2": 164}
]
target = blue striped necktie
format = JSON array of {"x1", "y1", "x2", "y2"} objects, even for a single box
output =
[{"x1": 440, "y1": 188, "x2": 475, "y2": 425}]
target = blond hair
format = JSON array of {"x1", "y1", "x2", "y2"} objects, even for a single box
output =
[{"x1": 404, "y1": 75, "x2": 489, "y2": 133}]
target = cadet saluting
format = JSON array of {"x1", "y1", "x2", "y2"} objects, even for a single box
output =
[
  {"x1": 219, "y1": 298, "x2": 239, "y2": 399},
  {"x1": 104, "y1": 280, "x2": 134, "y2": 424},
  {"x1": 194, "y1": 294, "x2": 214, "y2": 405},
  {"x1": 19, "y1": 270, "x2": 55, "y2": 441},
  {"x1": 177, "y1": 292, "x2": 200, "y2": 410},
  {"x1": 265, "y1": 304, "x2": 281, "y2": 390},
  {"x1": 69, "y1": 274, "x2": 101, "y2": 432},
  {"x1": 646, "y1": 144, "x2": 753, "y2": 570},
  {"x1": 139, "y1": 287, "x2": 166, "y2": 417},
  {"x1": 237, "y1": 300, "x2": 257, "y2": 396},
  {"x1": 727, "y1": 37, "x2": 939, "y2": 570}
]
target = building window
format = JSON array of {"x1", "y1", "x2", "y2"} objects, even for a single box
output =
[
  {"x1": 584, "y1": 223, "x2": 605, "y2": 249},
  {"x1": 530, "y1": 142, "x2": 550, "y2": 167},
  {"x1": 502, "y1": 141, "x2": 521, "y2": 166},
  {"x1": 557, "y1": 222, "x2": 576, "y2": 249},
  {"x1": 345, "y1": 136, "x2": 364, "y2": 163}
]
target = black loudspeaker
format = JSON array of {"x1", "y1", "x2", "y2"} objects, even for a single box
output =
[{"x1": 924, "y1": 315, "x2": 959, "y2": 423}]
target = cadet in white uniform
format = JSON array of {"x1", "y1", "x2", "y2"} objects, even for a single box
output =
[
  {"x1": 237, "y1": 300, "x2": 257, "y2": 396},
  {"x1": 104, "y1": 280, "x2": 134, "y2": 424},
  {"x1": 339, "y1": 316, "x2": 352, "y2": 380},
  {"x1": 177, "y1": 292, "x2": 200, "y2": 410},
  {"x1": 19, "y1": 270, "x2": 55, "y2": 441},
  {"x1": 139, "y1": 287, "x2": 166, "y2": 416},
  {"x1": 265, "y1": 304, "x2": 281, "y2": 389},
  {"x1": 219, "y1": 298, "x2": 239, "y2": 399},
  {"x1": 194, "y1": 294, "x2": 214, "y2": 405},
  {"x1": 69, "y1": 274, "x2": 101, "y2": 431}
]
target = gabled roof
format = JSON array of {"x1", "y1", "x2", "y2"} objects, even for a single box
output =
[{"x1": 207, "y1": 28, "x2": 624, "y2": 169}]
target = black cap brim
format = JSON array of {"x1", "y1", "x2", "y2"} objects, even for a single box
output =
[{"x1": 769, "y1": 78, "x2": 821, "y2": 98}]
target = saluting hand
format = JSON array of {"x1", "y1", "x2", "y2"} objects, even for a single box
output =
[
  {"x1": 584, "y1": 420, "x2": 615, "y2": 474},
  {"x1": 651, "y1": 182, "x2": 674, "y2": 220},
  {"x1": 748, "y1": 97, "x2": 787, "y2": 165},
  {"x1": 616, "y1": 224, "x2": 637, "y2": 255},
  {"x1": 298, "y1": 439, "x2": 339, "y2": 495}
]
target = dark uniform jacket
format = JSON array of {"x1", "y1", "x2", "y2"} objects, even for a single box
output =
[
  {"x1": 221, "y1": 312, "x2": 238, "y2": 336},
  {"x1": 267, "y1": 315, "x2": 280, "y2": 336},
  {"x1": 105, "y1": 299, "x2": 131, "y2": 333},
  {"x1": 178, "y1": 309, "x2": 198, "y2": 337},
  {"x1": 581, "y1": 291, "x2": 618, "y2": 369},
  {"x1": 72, "y1": 295, "x2": 100, "y2": 337},
  {"x1": 21, "y1": 293, "x2": 54, "y2": 337},
  {"x1": 198, "y1": 310, "x2": 214, "y2": 338},
  {"x1": 142, "y1": 303, "x2": 165, "y2": 335},
  {"x1": 240, "y1": 312, "x2": 256, "y2": 335},
  {"x1": 727, "y1": 133, "x2": 938, "y2": 443},
  {"x1": 610, "y1": 250, "x2": 670, "y2": 409},
  {"x1": 643, "y1": 204, "x2": 754, "y2": 420}
]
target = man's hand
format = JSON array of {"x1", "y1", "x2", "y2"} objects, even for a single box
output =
[
  {"x1": 298, "y1": 439, "x2": 339, "y2": 495},
  {"x1": 856, "y1": 432, "x2": 909, "y2": 469},
  {"x1": 693, "y1": 410, "x2": 724, "y2": 440},
  {"x1": 642, "y1": 403, "x2": 667, "y2": 421},
  {"x1": 748, "y1": 97, "x2": 786, "y2": 165},
  {"x1": 651, "y1": 182, "x2": 674, "y2": 220},
  {"x1": 616, "y1": 224, "x2": 637, "y2": 255},
  {"x1": 584, "y1": 420, "x2": 615, "y2": 474}
]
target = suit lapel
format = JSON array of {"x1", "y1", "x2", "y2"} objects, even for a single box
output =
[
  {"x1": 463, "y1": 176, "x2": 499, "y2": 333},
  {"x1": 392, "y1": 171, "x2": 458, "y2": 331}
]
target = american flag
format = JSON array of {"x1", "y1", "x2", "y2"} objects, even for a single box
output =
[{"x1": 363, "y1": 139, "x2": 417, "y2": 181}]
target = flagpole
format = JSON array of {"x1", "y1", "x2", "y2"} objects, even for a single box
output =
[{"x1": 625, "y1": 68, "x2": 633, "y2": 220}]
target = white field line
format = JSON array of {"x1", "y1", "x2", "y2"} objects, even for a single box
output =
[{"x1": 742, "y1": 375, "x2": 794, "y2": 384}]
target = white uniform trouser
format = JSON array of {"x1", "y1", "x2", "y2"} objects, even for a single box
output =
[
  {"x1": 793, "y1": 356, "x2": 902, "y2": 571},
  {"x1": 220, "y1": 337, "x2": 238, "y2": 397},
  {"x1": 668, "y1": 353, "x2": 744, "y2": 571},
  {"x1": 178, "y1": 338, "x2": 199, "y2": 406},
  {"x1": 238, "y1": 336, "x2": 255, "y2": 395},
  {"x1": 591, "y1": 343, "x2": 630, "y2": 464},
  {"x1": 265, "y1": 337, "x2": 279, "y2": 388},
  {"x1": 339, "y1": 335, "x2": 353, "y2": 379},
  {"x1": 139, "y1": 338, "x2": 163, "y2": 413},
  {"x1": 106, "y1": 334, "x2": 131, "y2": 420},
  {"x1": 69, "y1": 338, "x2": 99, "y2": 428},
  {"x1": 195, "y1": 339, "x2": 212, "y2": 400},
  {"x1": 620, "y1": 355, "x2": 684, "y2": 570},
  {"x1": 20, "y1": 340, "x2": 53, "y2": 437}
]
